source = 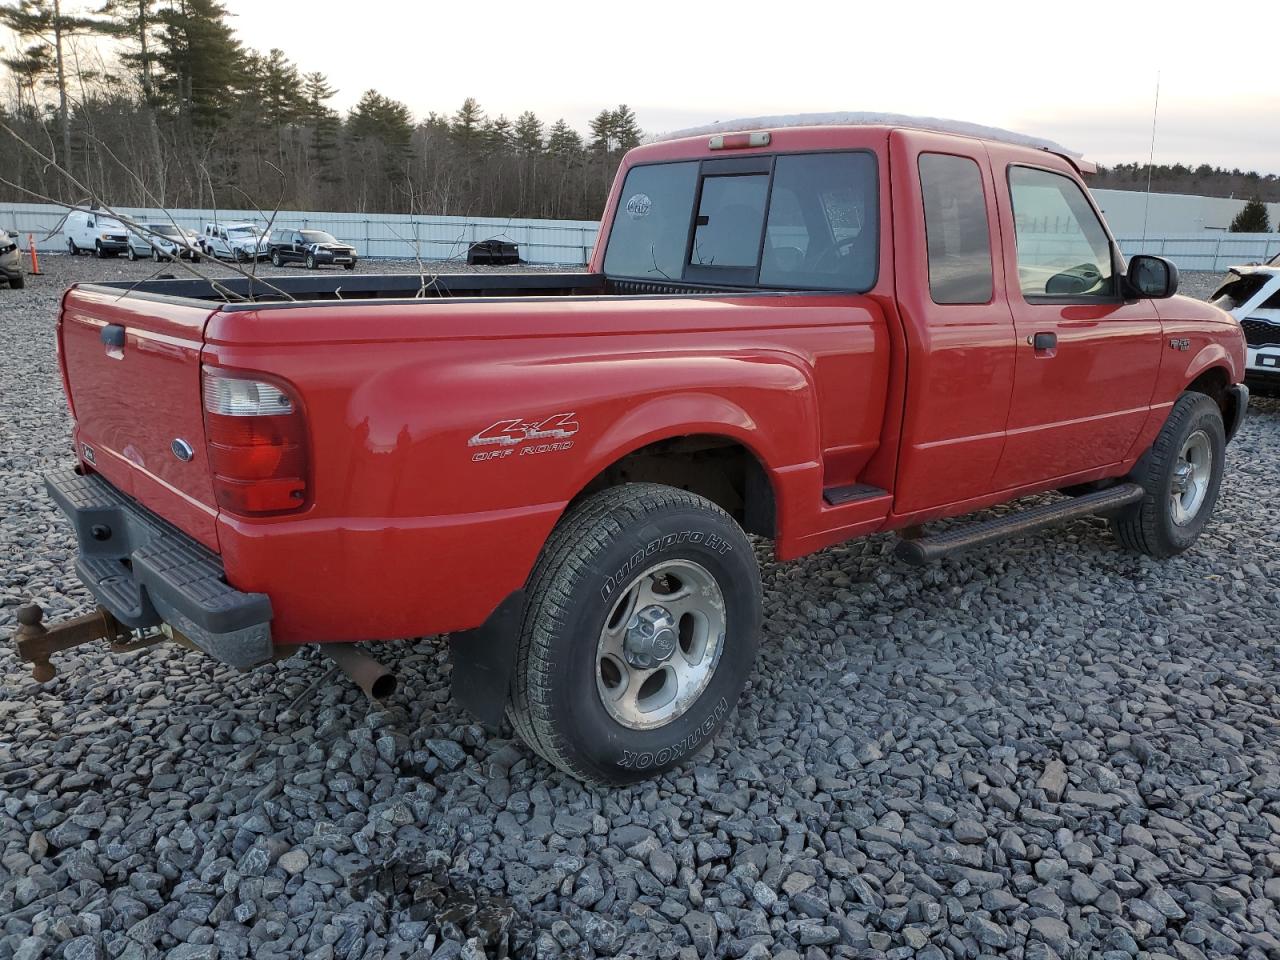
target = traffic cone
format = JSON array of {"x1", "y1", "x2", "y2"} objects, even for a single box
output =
[{"x1": 26, "y1": 234, "x2": 41, "y2": 275}]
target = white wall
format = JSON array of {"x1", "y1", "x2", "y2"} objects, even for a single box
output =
[
  {"x1": 1092, "y1": 189, "x2": 1280, "y2": 236},
  {"x1": 0, "y1": 202, "x2": 600, "y2": 265}
]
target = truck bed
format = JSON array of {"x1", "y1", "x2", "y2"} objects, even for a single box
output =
[{"x1": 79, "y1": 271, "x2": 749, "y2": 305}]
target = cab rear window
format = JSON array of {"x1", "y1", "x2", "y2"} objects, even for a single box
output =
[{"x1": 603, "y1": 152, "x2": 878, "y2": 290}]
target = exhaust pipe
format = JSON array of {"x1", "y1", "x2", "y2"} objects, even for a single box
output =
[{"x1": 321, "y1": 643, "x2": 397, "y2": 700}]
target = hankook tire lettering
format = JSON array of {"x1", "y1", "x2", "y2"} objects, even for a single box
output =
[
  {"x1": 618, "y1": 697, "x2": 729, "y2": 769},
  {"x1": 600, "y1": 531, "x2": 731, "y2": 599}
]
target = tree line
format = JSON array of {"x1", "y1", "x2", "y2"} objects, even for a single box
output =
[
  {"x1": 2, "y1": 0, "x2": 1277, "y2": 225},
  {"x1": 0, "y1": 0, "x2": 642, "y2": 219}
]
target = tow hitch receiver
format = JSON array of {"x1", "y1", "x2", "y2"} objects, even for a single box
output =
[{"x1": 11, "y1": 603, "x2": 168, "y2": 682}]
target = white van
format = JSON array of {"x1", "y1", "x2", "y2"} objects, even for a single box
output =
[
  {"x1": 200, "y1": 222, "x2": 268, "y2": 262},
  {"x1": 65, "y1": 209, "x2": 129, "y2": 258}
]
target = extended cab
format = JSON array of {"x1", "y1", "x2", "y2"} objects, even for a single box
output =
[{"x1": 22, "y1": 115, "x2": 1248, "y2": 784}]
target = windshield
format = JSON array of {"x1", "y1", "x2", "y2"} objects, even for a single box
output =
[
  {"x1": 227, "y1": 226, "x2": 259, "y2": 237},
  {"x1": 148, "y1": 224, "x2": 182, "y2": 238},
  {"x1": 603, "y1": 152, "x2": 878, "y2": 290},
  {"x1": 300, "y1": 231, "x2": 338, "y2": 244}
]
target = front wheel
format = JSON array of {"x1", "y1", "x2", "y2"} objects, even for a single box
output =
[
  {"x1": 128, "y1": 246, "x2": 138, "y2": 261},
  {"x1": 305, "y1": 254, "x2": 316, "y2": 270},
  {"x1": 94, "y1": 242, "x2": 105, "y2": 259},
  {"x1": 9, "y1": 273, "x2": 25, "y2": 289},
  {"x1": 271, "y1": 251, "x2": 282, "y2": 267},
  {"x1": 1110, "y1": 392, "x2": 1226, "y2": 558},
  {"x1": 508, "y1": 483, "x2": 761, "y2": 784}
]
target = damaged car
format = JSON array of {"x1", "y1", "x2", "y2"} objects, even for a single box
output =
[{"x1": 1213, "y1": 251, "x2": 1280, "y2": 392}]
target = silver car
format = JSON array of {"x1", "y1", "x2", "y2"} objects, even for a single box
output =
[
  {"x1": 127, "y1": 223, "x2": 202, "y2": 263},
  {"x1": 0, "y1": 229, "x2": 24, "y2": 289}
]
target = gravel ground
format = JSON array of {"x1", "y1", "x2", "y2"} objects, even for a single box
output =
[{"x1": 2, "y1": 260, "x2": 1279, "y2": 960}]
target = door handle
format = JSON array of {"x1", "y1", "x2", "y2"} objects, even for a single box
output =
[{"x1": 1029, "y1": 332, "x2": 1057, "y2": 351}]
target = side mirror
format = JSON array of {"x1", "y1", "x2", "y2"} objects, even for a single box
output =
[{"x1": 1125, "y1": 254, "x2": 1179, "y2": 299}]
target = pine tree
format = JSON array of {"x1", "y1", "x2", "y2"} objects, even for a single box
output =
[
  {"x1": 96, "y1": 0, "x2": 159, "y2": 101},
  {"x1": 0, "y1": 0, "x2": 106, "y2": 161},
  {"x1": 1230, "y1": 198, "x2": 1271, "y2": 233},
  {"x1": 257, "y1": 48, "x2": 302, "y2": 127},
  {"x1": 513, "y1": 110, "x2": 543, "y2": 155},
  {"x1": 154, "y1": 0, "x2": 245, "y2": 127},
  {"x1": 0, "y1": 43, "x2": 52, "y2": 115},
  {"x1": 612, "y1": 104, "x2": 641, "y2": 151},
  {"x1": 300, "y1": 72, "x2": 339, "y2": 186},
  {"x1": 547, "y1": 118, "x2": 583, "y2": 158},
  {"x1": 450, "y1": 97, "x2": 485, "y2": 151},
  {"x1": 587, "y1": 108, "x2": 613, "y2": 153},
  {"x1": 348, "y1": 89, "x2": 413, "y2": 148},
  {"x1": 486, "y1": 114, "x2": 512, "y2": 152}
]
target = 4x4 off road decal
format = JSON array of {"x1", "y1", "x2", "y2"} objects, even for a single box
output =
[
  {"x1": 469, "y1": 412, "x2": 578, "y2": 462},
  {"x1": 619, "y1": 697, "x2": 728, "y2": 770}
]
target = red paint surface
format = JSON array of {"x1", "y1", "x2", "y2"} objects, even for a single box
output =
[{"x1": 55, "y1": 123, "x2": 1246, "y2": 645}]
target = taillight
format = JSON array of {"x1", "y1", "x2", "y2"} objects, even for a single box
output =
[{"x1": 202, "y1": 367, "x2": 309, "y2": 515}]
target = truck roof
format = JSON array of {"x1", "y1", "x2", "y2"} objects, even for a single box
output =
[{"x1": 653, "y1": 111, "x2": 1094, "y2": 174}]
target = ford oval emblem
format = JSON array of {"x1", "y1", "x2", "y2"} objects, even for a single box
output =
[{"x1": 171, "y1": 438, "x2": 194, "y2": 462}]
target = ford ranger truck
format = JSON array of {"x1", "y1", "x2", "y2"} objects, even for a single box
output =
[{"x1": 20, "y1": 114, "x2": 1248, "y2": 784}]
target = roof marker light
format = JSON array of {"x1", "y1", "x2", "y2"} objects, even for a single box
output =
[{"x1": 709, "y1": 132, "x2": 771, "y2": 151}]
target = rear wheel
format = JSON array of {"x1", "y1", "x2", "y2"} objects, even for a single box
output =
[
  {"x1": 67, "y1": 238, "x2": 78, "y2": 256},
  {"x1": 1110, "y1": 392, "x2": 1226, "y2": 557},
  {"x1": 508, "y1": 483, "x2": 761, "y2": 784}
]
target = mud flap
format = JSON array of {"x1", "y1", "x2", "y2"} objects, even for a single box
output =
[{"x1": 448, "y1": 590, "x2": 526, "y2": 730}]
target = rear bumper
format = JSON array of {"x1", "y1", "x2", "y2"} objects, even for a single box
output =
[{"x1": 47, "y1": 468, "x2": 274, "y2": 668}]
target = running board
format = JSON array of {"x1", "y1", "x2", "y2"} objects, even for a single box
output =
[
  {"x1": 823, "y1": 483, "x2": 887, "y2": 506},
  {"x1": 893, "y1": 483, "x2": 1146, "y2": 566}
]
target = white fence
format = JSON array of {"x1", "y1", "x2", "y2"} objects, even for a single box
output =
[
  {"x1": 1117, "y1": 234, "x2": 1280, "y2": 273},
  {"x1": 0, "y1": 202, "x2": 600, "y2": 265},
  {"x1": 2, "y1": 201, "x2": 1275, "y2": 273}
]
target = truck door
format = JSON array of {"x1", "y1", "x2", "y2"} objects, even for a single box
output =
[
  {"x1": 986, "y1": 153, "x2": 1163, "y2": 489},
  {"x1": 889, "y1": 129, "x2": 1017, "y2": 516}
]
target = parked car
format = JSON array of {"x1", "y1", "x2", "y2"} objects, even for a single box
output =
[
  {"x1": 267, "y1": 228, "x2": 358, "y2": 270},
  {"x1": 21, "y1": 114, "x2": 1248, "y2": 784},
  {"x1": 199, "y1": 222, "x2": 267, "y2": 262},
  {"x1": 0, "y1": 228, "x2": 24, "y2": 288},
  {"x1": 126, "y1": 223, "x2": 202, "y2": 263},
  {"x1": 64, "y1": 209, "x2": 129, "y2": 258},
  {"x1": 1211, "y1": 251, "x2": 1280, "y2": 392}
]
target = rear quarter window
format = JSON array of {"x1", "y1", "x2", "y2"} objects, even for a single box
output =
[{"x1": 604, "y1": 152, "x2": 878, "y2": 291}]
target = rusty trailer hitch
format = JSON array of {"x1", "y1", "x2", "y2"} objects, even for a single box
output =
[{"x1": 10, "y1": 603, "x2": 171, "y2": 682}]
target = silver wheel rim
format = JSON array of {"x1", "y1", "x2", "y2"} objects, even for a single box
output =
[
  {"x1": 595, "y1": 559, "x2": 726, "y2": 730},
  {"x1": 1170, "y1": 429, "x2": 1212, "y2": 526}
]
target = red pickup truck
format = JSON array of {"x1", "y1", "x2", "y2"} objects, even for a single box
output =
[{"x1": 22, "y1": 115, "x2": 1247, "y2": 784}]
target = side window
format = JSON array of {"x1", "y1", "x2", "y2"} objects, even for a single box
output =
[
  {"x1": 919, "y1": 153, "x2": 993, "y2": 304},
  {"x1": 760, "y1": 152, "x2": 877, "y2": 291},
  {"x1": 1009, "y1": 166, "x2": 1114, "y2": 298},
  {"x1": 690, "y1": 174, "x2": 769, "y2": 269},
  {"x1": 602, "y1": 161, "x2": 699, "y2": 280}
]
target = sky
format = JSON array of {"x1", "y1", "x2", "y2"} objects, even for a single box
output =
[{"x1": 79, "y1": 0, "x2": 1280, "y2": 174}]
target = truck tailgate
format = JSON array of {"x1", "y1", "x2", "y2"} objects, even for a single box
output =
[{"x1": 59, "y1": 286, "x2": 221, "y2": 550}]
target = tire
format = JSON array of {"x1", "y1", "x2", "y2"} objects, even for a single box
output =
[
  {"x1": 344, "y1": 262, "x2": 355, "y2": 271},
  {"x1": 94, "y1": 242, "x2": 104, "y2": 259},
  {"x1": 127, "y1": 246, "x2": 138, "y2": 261},
  {"x1": 508, "y1": 483, "x2": 761, "y2": 784},
  {"x1": 9, "y1": 273, "x2": 24, "y2": 289},
  {"x1": 235, "y1": 250, "x2": 247, "y2": 263},
  {"x1": 1110, "y1": 392, "x2": 1226, "y2": 558},
  {"x1": 67, "y1": 238, "x2": 77, "y2": 256},
  {"x1": 306, "y1": 254, "x2": 316, "y2": 270},
  {"x1": 191, "y1": 254, "x2": 201, "y2": 264},
  {"x1": 271, "y1": 250, "x2": 282, "y2": 267}
]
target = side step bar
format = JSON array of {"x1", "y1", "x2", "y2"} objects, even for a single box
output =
[{"x1": 894, "y1": 483, "x2": 1146, "y2": 566}]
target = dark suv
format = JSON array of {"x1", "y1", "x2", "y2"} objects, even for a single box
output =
[{"x1": 268, "y1": 229, "x2": 358, "y2": 270}]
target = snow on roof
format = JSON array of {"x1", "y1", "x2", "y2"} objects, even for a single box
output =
[{"x1": 652, "y1": 111, "x2": 1081, "y2": 159}]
